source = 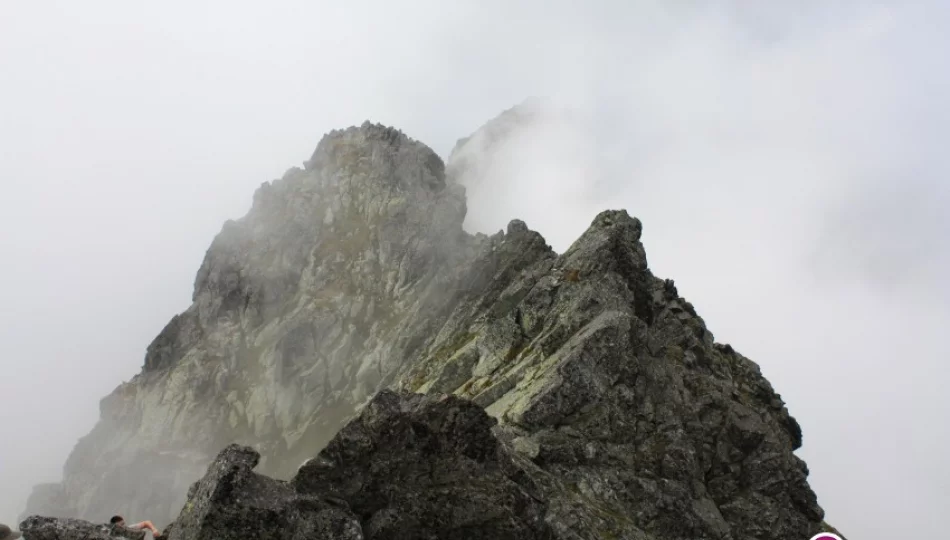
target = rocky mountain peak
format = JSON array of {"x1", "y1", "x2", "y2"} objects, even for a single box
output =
[
  {"x1": 21, "y1": 112, "x2": 843, "y2": 540},
  {"x1": 307, "y1": 121, "x2": 447, "y2": 185}
]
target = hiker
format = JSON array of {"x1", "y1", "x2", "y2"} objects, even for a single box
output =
[
  {"x1": 110, "y1": 515, "x2": 161, "y2": 537},
  {"x1": 0, "y1": 524, "x2": 21, "y2": 540}
]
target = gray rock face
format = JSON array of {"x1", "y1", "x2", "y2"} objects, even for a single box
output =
[
  {"x1": 18, "y1": 517, "x2": 145, "y2": 540},
  {"x1": 24, "y1": 113, "x2": 842, "y2": 539}
]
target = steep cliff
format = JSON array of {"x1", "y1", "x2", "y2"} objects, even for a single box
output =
[{"x1": 24, "y1": 113, "x2": 839, "y2": 540}]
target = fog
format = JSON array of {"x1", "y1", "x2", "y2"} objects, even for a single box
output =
[{"x1": 1, "y1": 2, "x2": 947, "y2": 539}]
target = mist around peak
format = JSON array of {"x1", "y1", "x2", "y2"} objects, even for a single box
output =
[{"x1": 2, "y1": 3, "x2": 948, "y2": 539}]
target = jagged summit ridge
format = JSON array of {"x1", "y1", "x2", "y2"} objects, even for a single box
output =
[
  {"x1": 24, "y1": 114, "x2": 838, "y2": 540},
  {"x1": 307, "y1": 121, "x2": 445, "y2": 176}
]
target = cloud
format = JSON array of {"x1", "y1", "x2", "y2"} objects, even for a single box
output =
[{"x1": 1, "y1": 2, "x2": 946, "y2": 539}]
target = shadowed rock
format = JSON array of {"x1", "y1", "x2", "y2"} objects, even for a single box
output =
[
  {"x1": 160, "y1": 391, "x2": 551, "y2": 540},
  {"x1": 160, "y1": 444, "x2": 361, "y2": 540},
  {"x1": 293, "y1": 390, "x2": 552, "y2": 539}
]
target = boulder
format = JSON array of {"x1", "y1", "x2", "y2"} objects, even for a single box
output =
[{"x1": 161, "y1": 445, "x2": 360, "y2": 540}]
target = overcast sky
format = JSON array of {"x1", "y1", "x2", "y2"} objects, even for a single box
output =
[{"x1": 1, "y1": 2, "x2": 947, "y2": 539}]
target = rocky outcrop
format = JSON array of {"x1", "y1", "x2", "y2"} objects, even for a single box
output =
[
  {"x1": 24, "y1": 112, "x2": 841, "y2": 539},
  {"x1": 18, "y1": 517, "x2": 145, "y2": 540},
  {"x1": 158, "y1": 391, "x2": 552, "y2": 540},
  {"x1": 291, "y1": 390, "x2": 551, "y2": 539},
  {"x1": 389, "y1": 209, "x2": 824, "y2": 540},
  {"x1": 166, "y1": 388, "x2": 829, "y2": 540},
  {"x1": 159, "y1": 445, "x2": 362, "y2": 540}
]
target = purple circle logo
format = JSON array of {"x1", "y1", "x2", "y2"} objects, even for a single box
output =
[{"x1": 809, "y1": 534, "x2": 842, "y2": 540}]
